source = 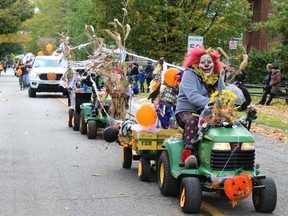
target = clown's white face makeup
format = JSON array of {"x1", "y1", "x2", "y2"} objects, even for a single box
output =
[{"x1": 199, "y1": 54, "x2": 214, "y2": 76}]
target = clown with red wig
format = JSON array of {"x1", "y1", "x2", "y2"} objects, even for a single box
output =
[{"x1": 175, "y1": 47, "x2": 226, "y2": 168}]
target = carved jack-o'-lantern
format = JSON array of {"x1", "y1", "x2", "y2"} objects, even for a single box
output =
[
  {"x1": 224, "y1": 174, "x2": 252, "y2": 202},
  {"x1": 47, "y1": 72, "x2": 57, "y2": 80}
]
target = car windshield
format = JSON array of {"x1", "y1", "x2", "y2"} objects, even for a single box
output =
[{"x1": 33, "y1": 58, "x2": 67, "y2": 68}]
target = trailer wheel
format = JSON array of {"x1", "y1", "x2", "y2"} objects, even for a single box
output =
[
  {"x1": 253, "y1": 177, "x2": 277, "y2": 213},
  {"x1": 68, "y1": 108, "x2": 74, "y2": 127},
  {"x1": 79, "y1": 110, "x2": 87, "y2": 134},
  {"x1": 72, "y1": 111, "x2": 80, "y2": 131},
  {"x1": 87, "y1": 120, "x2": 97, "y2": 139},
  {"x1": 157, "y1": 151, "x2": 179, "y2": 196},
  {"x1": 122, "y1": 147, "x2": 132, "y2": 169},
  {"x1": 180, "y1": 177, "x2": 202, "y2": 214},
  {"x1": 138, "y1": 157, "x2": 151, "y2": 182}
]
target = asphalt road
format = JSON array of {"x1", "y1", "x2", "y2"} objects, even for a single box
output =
[{"x1": 0, "y1": 69, "x2": 287, "y2": 216}]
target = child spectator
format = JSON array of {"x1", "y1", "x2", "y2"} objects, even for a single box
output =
[{"x1": 138, "y1": 65, "x2": 146, "y2": 92}]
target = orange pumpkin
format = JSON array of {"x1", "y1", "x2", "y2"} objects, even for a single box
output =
[
  {"x1": 224, "y1": 174, "x2": 252, "y2": 202},
  {"x1": 17, "y1": 68, "x2": 22, "y2": 76},
  {"x1": 46, "y1": 44, "x2": 53, "y2": 52}
]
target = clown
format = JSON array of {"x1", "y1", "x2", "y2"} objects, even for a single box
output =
[{"x1": 175, "y1": 47, "x2": 226, "y2": 168}]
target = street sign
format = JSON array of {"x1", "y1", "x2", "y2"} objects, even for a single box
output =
[
  {"x1": 188, "y1": 36, "x2": 204, "y2": 52},
  {"x1": 229, "y1": 40, "x2": 237, "y2": 50}
]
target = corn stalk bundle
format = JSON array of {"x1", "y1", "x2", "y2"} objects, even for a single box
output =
[{"x1": 84, "y1": 18, "x2": 131, "y2": 121}]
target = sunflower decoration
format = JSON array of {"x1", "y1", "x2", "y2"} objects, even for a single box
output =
[{"x1": 209, "y1": 89, "x2": 237, "y2": 124}]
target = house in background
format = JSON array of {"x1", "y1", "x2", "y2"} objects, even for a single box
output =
[{"x1": 243, "y1": 0, "x2": 280, "y2": 52}]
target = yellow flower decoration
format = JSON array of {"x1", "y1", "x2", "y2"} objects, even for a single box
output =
[{"x1": 209, "y1": 89, "x2": 237, "y2": 123}]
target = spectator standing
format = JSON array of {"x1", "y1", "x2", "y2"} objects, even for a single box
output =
[
  {"x1": 131, "y1": 63, "x2": 139, "y2": 83},
  {"x1": 138, "y1": 65, "x2": 145, "y2": 92},
  {"x1": 144, "y1": 61, "x2": 154, "y2": 93},
  {"x1": 266, "y1": 66, "x2": 282, "y2": 106},
  {"x1": 257, "y1": 63, "x2": 273, "y2": 105}
]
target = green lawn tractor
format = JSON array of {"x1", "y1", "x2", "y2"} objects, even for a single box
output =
[{"x1": 157, "y1": 106, "x2": 277, "y2": 214}]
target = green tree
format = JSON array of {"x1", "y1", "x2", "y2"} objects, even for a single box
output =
[
  {"x1": 0, "y1": 0, "x2": 34, "y2": 58},
  {"x1": 91, "y1": 0, "x2": 252, "y2": 63},
  {"x1": 257, "y1": 0, "x2": 288, "y2": 74},
  {"x1": 131, "y1": 0, "x2": 252, "y2": 63},
  {"x1": 25, "y1": 0, "x2": 95, "y2": 59}
]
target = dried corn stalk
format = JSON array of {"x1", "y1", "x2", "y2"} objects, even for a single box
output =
[{"x1": 84, "y1": 2, "x2": 131, "y2": 121}]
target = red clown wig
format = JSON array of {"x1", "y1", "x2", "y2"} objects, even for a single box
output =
[{"x1": 183, "y1": 47, "x2": 222, "y2": 74}]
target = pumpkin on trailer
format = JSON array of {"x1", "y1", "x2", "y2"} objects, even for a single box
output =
[
  {"x1": 46, "y1": 44, "x2": 53, "y2": 52},
  {"x1": 224, "y1": 174, "x2": 252, "y2": 207}
]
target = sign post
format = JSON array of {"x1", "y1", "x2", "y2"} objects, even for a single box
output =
[
  {"x1": 229, "y1": 39, "x2": 237, "y2": 66},
  {"x1": 187, "y1": 36, "x2": 204, "y2": 53}
]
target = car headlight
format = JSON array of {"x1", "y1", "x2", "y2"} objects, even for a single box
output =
[
  {"x1": 29, "y1": 71, "x2": 39, "y2": 78},
  {"x1": 241, "y1": 142, "x2": 255, "y2": 150},
  {"x1": 212, "y1": 143, "x2": 231, "y2": 151}
]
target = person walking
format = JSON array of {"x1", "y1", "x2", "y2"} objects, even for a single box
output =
[
  {"x1": 138, "y1": 65, "x2": 146, "y2": 92},
  {"x1": 266, "y1": 66, "x2": 282, "y2": 106},
  {"x1": 257, "y1": 63, "x2": 273, "y2": 105}
]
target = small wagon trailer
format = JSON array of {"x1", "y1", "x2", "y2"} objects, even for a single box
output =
[
  {"x1": 117, "y1": 128, "x2": 182, "y2": 182},
  {"x1": 68, "y1": 90, "x2": 92, "y2": 131}
]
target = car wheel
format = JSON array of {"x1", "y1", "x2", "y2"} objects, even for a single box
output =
[
  {"x1": 87, "y1": 120, "x2": 97, "y2": 139},
  {"x1": 28, "y1": 87, "x2": 36, "y2": 97}
]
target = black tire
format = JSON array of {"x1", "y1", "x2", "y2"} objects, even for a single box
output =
[
  {"x1": 122, "y1": 147, "x2": 132, "y2": 169},
  {"x1": 157, "y1": 151, "x2": 179, "y2": 196},
  {"x1": 72, "y1": 111, "x2": 80, "y2": 131},
  {"x1": 68, "y1": 108, "x2": 74, "y2": 127},
  {"x1": 180, "y1": 177, "x2": 202, "y2": 214},
  {"x1": 28, "y1": 88, "x2": 36, "y2": 97},
  {"x1": 87, "y1": 120, "x2": 97, "y2": 139},
  {"x1": 79, "y1": 110, "x2": 87, "y2": 134},
  {"x1": 252, "y1": 177, "x2": 277, "y2": 213},
  {"x1": 138, "y1": 157, "x2": 151, "y2": 182}
]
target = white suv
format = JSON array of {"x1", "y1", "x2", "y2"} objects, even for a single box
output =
[{"x1": 28, "y1": 56, "x2": 68, "y2": 97}]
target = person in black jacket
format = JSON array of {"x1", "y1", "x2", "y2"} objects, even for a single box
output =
[
  {"x1": 257, "y1": 63, "x2": 273, "y2": 105},
  {"x1": 144, "y1": 61, "x2": 154, "y2": 93}
]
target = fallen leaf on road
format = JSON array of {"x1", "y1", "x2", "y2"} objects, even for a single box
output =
[{"x1": 91, "y1": 173, "x2": 102, "y2": 176}]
